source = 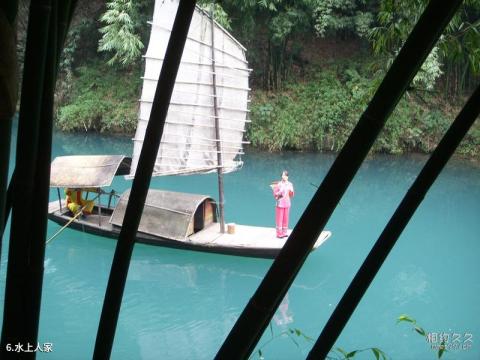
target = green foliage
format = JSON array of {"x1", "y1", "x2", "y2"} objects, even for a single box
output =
[
  {"x1": 50, "y1": 0, "x2": 479, "y2": 159},
  {"x1": 219, "y1": 0, "x2": 317, "y2": 89},
  {"x1": 250, "y1": 325, "x2": 314, "y2": 360},
  {"x1": 412, "y1": 46, "x2": 443, "y2": 90},
  {"x1": 249, "y1": 313, "x2": 465, "y2": 359},
  {"x1": 329, "y1": 346, "x2": 388, "y2": 360},
  {"x1": 248, "y1": 66, "x2": 361, "y2": 151},
  {"x1": 369, "y1": 0, "x2": 444, "y2": 91},
  {"x1": 397, "y1": 314, "x2": 446, "y2": 359},
  {"x1": 250, "y1": 322, "x2": 389, "y2": 360},
  {"x1": 57, "y1": 19, "x2": 98, "y2": 104},
  {"x1": 247, "y1": 60, "x2": 479, "y2": 157},
  {"x1": 56, "y1": 61, "x2": 141, "y2": 133},
  {"x1": 98, "y1": 0, "x2": 144, "y2": 67},
  {"x1": 313, "y1": 0, "x2": 376, "y2": 38},
  {"x1": 198, "y1": 2, "x2": 232, "y2": 31},
  {"x1": 369, "y1": 0, "x2": 480, "y2": 94},
  {"x1": 60, "y1": 20, "x2": 86, "y2": 74},
  {"x1": 455, "y1": 120, "x2": 480, "y2": 157}
]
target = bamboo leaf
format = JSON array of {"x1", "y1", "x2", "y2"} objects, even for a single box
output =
[
  {"x1": 438, "y1": 340, "x2": 446, "y2": 359},
  {"x1": 346, "y1": 350, "x2": 357, "y2": 358},
  {"x1": 397, "y1": 314, "x2": 415, "y2": 324},
  {"x1": 336, "y1": 347, "x2": 348, "y2": 357},
  {"x1": 374, "y1": 348, "x2": 388, "y2": 360},
  {"x1": 372, "y1": 348, "x2": 381, "y2": 360},
  {"x1": 381, "y1": 351, "x2": 388, "y2": 360},
  {"x1": 288, "y1": 332, "x2": 300, "y2": 348},
  {"x1": 302, "y1": 332, "x2": 314, "y2": 342},
  {"x1": 414, "y1": 326, "x2": 426, "y2": 336}
]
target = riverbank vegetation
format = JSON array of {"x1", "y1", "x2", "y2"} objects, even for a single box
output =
[
  {"x1": 15, "y1": 0, "x2": 478, "y2": 157},
  {"x1": 56, "y1": 62, "x2": 141, "y2": 133}
]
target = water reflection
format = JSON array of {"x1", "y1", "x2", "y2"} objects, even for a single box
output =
[
  {"x1": 390, "y1": 264, "x2": 431, "y2": 306},
  {"x1": 273, "y1": 294, "x2": 294, "y2": 326}
]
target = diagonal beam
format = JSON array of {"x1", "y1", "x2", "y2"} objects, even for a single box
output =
[
  {"x1": 308, "y1": 83, "x2": 480, "y2": 359},
  {"x1": 0, "y1": 2, "x2": 76, "y2": 239},
  {"x1": 1, "y1": 1, "x2": 77, "y2": 356},
  {"x1": 19, "y1": 0, "x2": 59, "y2": 348},
  {"x1": 0, "y1": 1, "x2": 18, "y2": 257},
  {"x1": 24, "y1": 0, "x2": 78, "y2": 350},
  {"x1": 215, "y1": 0, "x2": 463, "y2": 358},
  {"x1": 93, "y1": 1, "x2": 197, "y2": 358},
  {"x1": 0, "y1": 0, "x2": 53, "y2": 353}
]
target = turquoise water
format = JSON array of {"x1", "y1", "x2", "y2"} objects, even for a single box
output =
[{"x1": 1, "y1": 126, "x2": 479, "y2": 359}]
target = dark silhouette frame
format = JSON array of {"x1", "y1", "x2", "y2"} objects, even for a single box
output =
[{"x1": 0, "y1": 1, "x2": 477, "y2": 359}]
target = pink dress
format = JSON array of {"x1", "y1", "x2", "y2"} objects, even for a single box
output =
[{"x1": 273, "y1": 181, "x2": 294, "y2": 237}]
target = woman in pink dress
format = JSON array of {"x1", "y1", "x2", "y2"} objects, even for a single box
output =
[{"x1": 272, "y1": 170, "x2": 294, "y2": 238}]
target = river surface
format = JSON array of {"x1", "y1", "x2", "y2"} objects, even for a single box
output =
[{"x1": 1, "y1": 126, "x2": 479, "y2": 359}]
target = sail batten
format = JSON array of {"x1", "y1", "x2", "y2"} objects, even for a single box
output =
[
  {"x1": 140, "y1": 90, "x2": 252, "y2": 103},
  {"x1": 138, "y1": 121, "x2": 247, "y2": 132},
  {"x1": 149, "y1": 148, "x2": 245, "y2": 156},
  {"x1": 141, "y1": 101, "x2": 249, "y2": 113},
  {"x1": 129, "y1": 0, "x2": 250, "y2": 179},
  {"x1": 144, "y1": 68, "x2": 249, "y2": 81},
  {"x1": 133, "y1": 135, "x2": 250, "y2": 144},
  {"x1": 148, "y1": 23, "x2": 248, "y2": 63},
  {"x1": 137, "y1": 110, "x2": 251, "y2": 123},
  {"x1": 141, "y1": 77, "x2": 250, "y2": 91},
  {"x1": 143, "y1": 56, "x2": 252, "y2": 73},
  {"x1": 143, "y1": 56, "x2": 253, "y2": 72}
]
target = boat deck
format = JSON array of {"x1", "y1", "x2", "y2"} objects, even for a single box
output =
[
  {"x1": 49, "y1": 200, "x2": 114, "y2": 228},
  {"x1": 48, "y1": 199, "x2": 65, "y2": 213},
  {"x1": 188, "y1": 223, "x2": 331, "y2": 251}
]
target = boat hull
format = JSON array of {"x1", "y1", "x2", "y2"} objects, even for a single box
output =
[{"x1": 47, "y1": 201, "x2": 331, "y2": 259}]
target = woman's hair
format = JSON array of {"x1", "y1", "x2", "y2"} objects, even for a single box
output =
[{"x1": 282, "y1": 170, "x2": 288, "y2": 176}]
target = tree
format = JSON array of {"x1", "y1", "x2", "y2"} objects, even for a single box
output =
[
  {"x1": 369, "y1": 0, "x2": 480, "y2": 95},
  {"x1": 198, "y1": 2, "x2": 232, "y2": 31},
  {"x1": 313, "y1": 0, "x2": 376, "y2": 39},
  {"x1": 218, "y1": 0, "x2": 378, "y2": 90},
  {"x1": 217, "y1": 0, "x2": 318, "y2": 90},
  {"x1": 98, "y1": 0, "x2": 144, "y2": 67}
]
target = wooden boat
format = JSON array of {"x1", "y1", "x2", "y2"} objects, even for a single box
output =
[
  {"x1": 47, "y1": 1, "x2": 332, "y2": 258},
  {"x1": 47, "y1": 155, "x2": 331, "y2": 258}
]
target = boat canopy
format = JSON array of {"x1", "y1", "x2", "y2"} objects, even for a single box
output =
[
  {"x1": 110, "y1": 189, "x2": 216, "y2": 241},
  {"x1": 50, "y1": 155, "x2": 131, "y2": 188}
]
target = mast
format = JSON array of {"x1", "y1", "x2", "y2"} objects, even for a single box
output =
[{"x1": 210, "y1": 3, "x2": 226, "y2": 233}]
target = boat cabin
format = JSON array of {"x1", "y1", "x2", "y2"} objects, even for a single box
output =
[{"x1": 110, "y1": 189, "x2": 217, "y2": 240}]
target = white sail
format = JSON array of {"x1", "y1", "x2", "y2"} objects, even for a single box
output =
[{"x1": 128, "y1": 0, "x2": 250, "y2": 178}]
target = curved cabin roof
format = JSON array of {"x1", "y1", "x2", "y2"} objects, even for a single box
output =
[
  {"x1": 110, "y1": 189, "x2": 215, "y2": 241},
  {"x1": 50, "y1": 155, "x2": 131, "y2": 188}
]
